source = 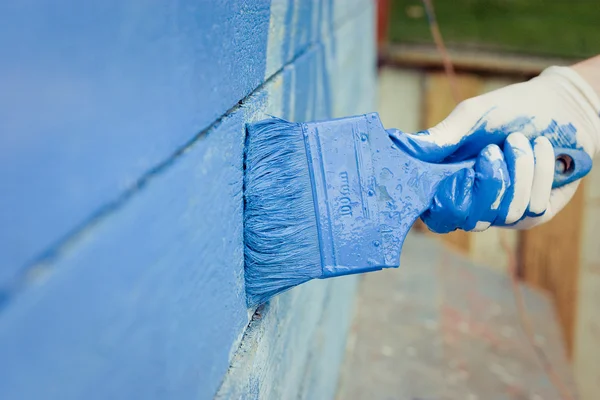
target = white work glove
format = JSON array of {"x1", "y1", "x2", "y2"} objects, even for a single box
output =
[{"x1": 393, "y1": 66, "x2": 600, "y2": 233}]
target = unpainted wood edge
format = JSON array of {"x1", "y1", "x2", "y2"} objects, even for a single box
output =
[
  {"x1": 517, "y1": 182, "x2": 585, "y2": 358},
  {"x1": 380, "y1": 43, "x2": 581, "y2": 78},
  {"x1": 422, "y1": 72, "x2": 484, "y2": 254}
]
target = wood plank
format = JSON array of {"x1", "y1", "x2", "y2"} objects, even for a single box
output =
[
  {"x1": 0, "y1": 0, "x2": 371, "y2": 284},
  {"x1": 0, "y1": 4, "x2": 377, "y2": 398},
  {"x1": 574, "y1": 165, "x2": 600, "y2": 398},
  {"x1": 218, "y1": 7, "x2": 377, "y2": 397},
  {"x1": 382, "y1": 43, "x2": 577, "y2": 77},
  {"x1": 423, "y1": 72, "x2": 484, "y2": 253},
  {"x1": 0, "y1": 0, "x2": 269, "y2": 277},
  {"x1": 519, "y1": 182, "x2": 586, "y2": 357}
]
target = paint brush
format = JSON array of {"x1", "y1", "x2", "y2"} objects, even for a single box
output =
[{"x1": 243, "y1": 113, "x2": 592, "y2": 307}]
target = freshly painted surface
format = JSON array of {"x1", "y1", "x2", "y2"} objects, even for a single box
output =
[
  {"x1": 0, "y1": 1, "x2": 376, "y2": 399},
  {"x1": 0, "y1": 102, "x2": 249, "y2": 399},
  {"x1": 217, "y1": 276, "x2": 358, "y2": 399},
  {"x1": 219, "y1": 7, "x2": 375, "y2": 396},
  {"x1": 0, "y1": 0, "x2": 376, "y2": 280},
  {"x1": 0, "y1": 0, "x2": 272, "y2": 279}
]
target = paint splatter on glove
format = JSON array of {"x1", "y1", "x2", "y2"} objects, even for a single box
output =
[{"x1": 395, "y1": 66, "x2": 600, "y2": 233}]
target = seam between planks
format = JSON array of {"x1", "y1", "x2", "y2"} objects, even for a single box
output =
[
  {"x1": 212, "y1": 4, "x2": 374, "y2": 397},
  {"x1": 0, "y1": 42, "x2": 318, "y2": 313},
  {"x1": 0, "y1": 2, "x2": 373, "y2": 313}
]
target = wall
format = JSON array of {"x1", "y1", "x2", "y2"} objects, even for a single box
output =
[{"x1": 0, "y1": 1, "x2": 376, "y2": 399}]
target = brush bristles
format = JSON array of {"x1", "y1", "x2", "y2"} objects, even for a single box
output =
[{"x1": 243, "y1": 117, "x2": 322, "y2": 307}]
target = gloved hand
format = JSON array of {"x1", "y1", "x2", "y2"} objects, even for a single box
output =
[{"x1": 392, "y1": 66, "x2": 600, "y2": 233}]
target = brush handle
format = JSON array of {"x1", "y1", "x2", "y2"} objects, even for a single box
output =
[
  {"x1": 300, "y1": 112, "x2": 594, "y2": 281},
  {"x1": 436, "y1": 146, "x2": 592, "y2": 189}
]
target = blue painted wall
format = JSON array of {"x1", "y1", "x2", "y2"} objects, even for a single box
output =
[
  {"x1": 0, "y1": 0, "x2": 271, "y2": 281},
  {"x1": 0, "y1": 1, "x2": 376, "y2": 399}
]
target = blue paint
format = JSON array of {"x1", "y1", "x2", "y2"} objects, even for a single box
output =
[
  {"x1": 396, "y1": 110, "x2": 533, "y2": 163},
  {"x1": 280, "y1": 0, "x2": 328, "y2": 121},
  {"x1": 0, "y1": 0, "x2": 271, "y2": 280},
  {"x1": 222, "y1": 5, "x2": 377, "y2": 397},
  {"x1": 422, "y1": 144, "x2": 510, "y2": 233},
  {"x1": 551, "y1": 147, "x2": 592, "y2": 188},
  {"x1": 398, "y1": 110, "x2": 584, "y2": 164},
  {"x1": 244, "y1": 0, "x2": 341, "y2": 306},
  {"x1": 538, "y1": 120, "x2": 580, "y2": 148},
  {"x1": 244, "y1": 117, "x2": 322, "y2": 306},
  {"x1": 421, "y1": 168, "x2": 477, "y2": 234},
  {"x1": 0, "y1": 2, "x2": 378, "y2": 398},
  {"x1": 418, "y1": 144, "x2": 590, "y2": 233},
  {"x1": 466, "y1": 145, "x2": 508, "y2": 229},
  {"x1": 0, "y1": 107, "x2": 249, "y2": 400},
  {"x1": 395, "y1": 111, "x2": 592, "y2": 232},
  {"x1": 280, "y1": 0, "x2": 297, "y2": 119}
]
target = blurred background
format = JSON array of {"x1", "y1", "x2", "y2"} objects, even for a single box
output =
[{"x1": 337, "y1": 1, "x2": 600, "y2": 399}]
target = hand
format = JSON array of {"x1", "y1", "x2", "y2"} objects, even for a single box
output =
[{"x1": 391, "y1": 66, "x2": 600, "y2": 233}]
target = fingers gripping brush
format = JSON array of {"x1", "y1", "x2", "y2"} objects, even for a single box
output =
[{"x1": 243, "y1": 113, "x2": 592, "y2": 307}]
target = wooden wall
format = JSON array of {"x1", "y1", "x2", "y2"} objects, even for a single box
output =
[{"x1": 0, "y1": 1, "x2": 376, "y2": 399}]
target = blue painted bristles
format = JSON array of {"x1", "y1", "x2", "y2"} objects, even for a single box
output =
[{"x1": 243, "y1": 117, "x2": 321, "y2": 307}]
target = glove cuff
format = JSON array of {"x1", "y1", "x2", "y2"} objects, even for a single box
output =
[
  {"x1": 540, "y1": 65, "x2": 600, "y2": 156},
  {"x1": 541, "y1": 65, "x2": 600, "y2": 115}
]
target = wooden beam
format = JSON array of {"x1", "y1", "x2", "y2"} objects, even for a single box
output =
[
  {"x1": 381, "y1": 43, "x2": 579, "y2": 78},
  {"x1": 422, "y1": 71, "x2": 484, "y2": 253},
  {"x1": 518, "y1": 182, "x2": 586, "y2": 357},
  {"x1": 376, "y1": 0, "x2": 391, "y2": 48}
]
